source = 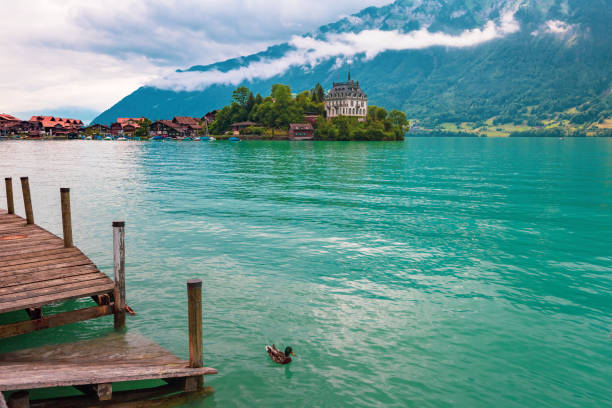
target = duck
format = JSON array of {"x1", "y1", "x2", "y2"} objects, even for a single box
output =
[{"x1": 265, "y1": 345, "x2": 294, "y2": 364}]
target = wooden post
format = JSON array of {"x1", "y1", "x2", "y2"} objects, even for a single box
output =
[
  {"x1": 113, "y1": 221, "x2": 126, "y2": 329},
  {"x1": 187, "y1": 279, "x2": 203, "y2": 389},
  {"x1": 60, "y1": 188, "x2": 73, "y2": 248},
  {"x1": 4, "y1": 178, "x2": 14, "y2": 214},
  {"x1": 6, "y1": 391, "x2": 29, "y2": 408},
  {"x1": 20, "y1": 177, "x2": 33, "y2": 224}
]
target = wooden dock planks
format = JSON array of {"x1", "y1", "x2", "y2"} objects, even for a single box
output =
[
  {"x1": 0, "y1": 332, "x2": 217, "y2": 391},
  {"x1": 0, "y1": 212, "x2": 115, "y2": 314}
]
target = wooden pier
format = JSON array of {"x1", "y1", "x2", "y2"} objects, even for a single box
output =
[{"x1": 0, "y1": 177, "x2": 217, "y2": 407}]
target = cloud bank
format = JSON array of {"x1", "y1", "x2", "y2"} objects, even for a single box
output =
[
  {"x1": 151, "y1": 11, "x2": 520, "y2": 92},
  {"x1": 0, "y1": 0, "x2": 391, "y2": 120}
]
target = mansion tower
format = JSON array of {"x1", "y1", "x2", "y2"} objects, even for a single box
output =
[{"x1": 325, "y1": 72, "x2": 368, "y2": 121}]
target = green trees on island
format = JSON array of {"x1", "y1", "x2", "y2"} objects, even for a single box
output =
[
  {"x1": 210, "y1": 84, "x2": 324, "y2": 135},
  {"x1": 315, "y1": 107, "x2": 407, "y2": 141},
  {"x1": 210, "y1": 84, "x2": 409, "y2": 140}
]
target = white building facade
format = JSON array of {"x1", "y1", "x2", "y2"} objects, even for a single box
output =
[{"x1": 325, "y1": 74, "x2": 368, "y2": 121}]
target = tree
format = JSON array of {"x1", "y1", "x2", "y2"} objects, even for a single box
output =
[
  {"x1": 271, "y1": 84, "x2": 292, "y2": 106},
  {"x1": 311, "y1": 83, "x2": 325, "y2": 103},
  {"x1": 388, "y1": 110, "x2": 408, "y2": 130},
  {"x1": 246, "y1": 92, "x2": 255, "y2": 114},
  {"x1": 231, "y1": 86, "x2": 251, "y2": 107}
]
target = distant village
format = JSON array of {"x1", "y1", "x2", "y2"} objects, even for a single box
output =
[
  {"x1": 0, "y1": 76, "x2": 409, "y2": 141},
  {"x1": 0, "y1": 112, "x2": 220, "y2": 140}
]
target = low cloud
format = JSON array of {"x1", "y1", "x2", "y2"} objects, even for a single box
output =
[
  {"x1": 531, "y1": 20, "x2": 576, "y2": 36},
  {"x1": 0, "y1": 0, "x2": 391, "y2": 118},
  {"x1": 151, "y1": 11, "x2": 520, "y2": 92}
]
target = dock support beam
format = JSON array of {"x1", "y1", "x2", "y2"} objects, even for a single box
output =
[
  {"x1": 60, "y1": 188, "x2": 73, "y2": 248},
  {"x1": 187, "y1": 279, "x2": 203, "y2": 389},
  {"x1": 6, "y1": 391, "x2": 29, "y2": 408},
  {"x1": 4, "y1": 178, "x2": 14, "y2": 215},
  {"x1": 113, "y1": 221, "x2": 126, "y2": 329},
  {"x1": 20, "y1": 177, "x2": 33, "y2": 224}
]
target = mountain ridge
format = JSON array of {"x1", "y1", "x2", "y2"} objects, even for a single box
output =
[{"x1": 92, "y1": 0, "x2": 612, "y2": 131}]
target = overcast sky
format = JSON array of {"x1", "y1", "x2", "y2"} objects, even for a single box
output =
[{"x1": 0, "y1": 0, "x2": 392, "y2": 121}]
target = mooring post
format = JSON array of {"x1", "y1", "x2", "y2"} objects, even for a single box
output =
[
  {"x1": 187, "y1": 278, "x2": 203, "y2": 388},
  {"x1": 20, "y1": 177, "x2": 33, "y2": 224},
  {"x1": 113, "y1": 221, "x2": 126, "y2": 329},
  {"x1": 60, "y1": 188, "x2": 73, "y2": 248},
  {"x1": 6, "y1": 391, "x2": 29, "y2": 408},
  {"x1": 4, "y1": 178, "x2": 14, "y2": 215}
]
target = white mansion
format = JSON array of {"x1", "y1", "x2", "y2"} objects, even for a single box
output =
[{"x1": 324, "y1": 73, "x2": 368, "y2": 121}]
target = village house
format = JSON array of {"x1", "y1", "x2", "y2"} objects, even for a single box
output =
[
  {"x1": 325, "y1": 72, "x2": 368, "y2": 121},
  {"x1": 110, "y1": 117, "x2": 146, "y2": 136},
  {"x1": 172, "y1": 116, "x2": 202, "y2": 136},
  {"x1": 201, "y1": 110, "x2": 217, "y2": 125},
  {"x1": 230, "y1": 121, "x2": 260, "y2": 134},
  {"x1": 0, "y1": 114, "x2": 20, "y2": 125},
  {"x1": 84, "y1": 124, "x2": 110, "y2": 135},
  {"x1": 117, "y1": 117, "x2": 145, "y2": 127},
  {"x1": 149, "y1": 120, "x2": 185, "y2": 138},
  {"x1": 29, "y1": 116, "x2": 83, "y2": 137},
  {"x1": 304, "y1": 115, "x2": 318, "y2": 127},
  {"x1": 110, "y1": 122, "x2": 124, "y2": 136},
  {"x1": 289, "y1": 123, "x2": 314, "y2": 140}
]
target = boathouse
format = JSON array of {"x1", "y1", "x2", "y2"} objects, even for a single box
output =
[{"x1": 289, "y1": 123, "x2": 314, "y2": 140}]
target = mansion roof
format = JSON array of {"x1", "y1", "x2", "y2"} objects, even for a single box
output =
[{"x1": 326, "y1": 79, "x2": 366, "y2": 100}]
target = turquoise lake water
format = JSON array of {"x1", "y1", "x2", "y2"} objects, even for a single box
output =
[{"x1": 0, "y1": 139, "x2": 610, "y2": 407}]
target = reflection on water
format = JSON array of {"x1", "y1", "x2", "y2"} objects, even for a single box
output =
[{"x1": 0, "y1": 139, "x2": 611, "y2": 407}]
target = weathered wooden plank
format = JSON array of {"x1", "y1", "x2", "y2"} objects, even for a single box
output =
[
  {"x1": 1, "y1": 265, "x2": 99, "y2": 287},
  {"x1": 0, "y1": 305, "x2": 114, "y2": 339},
  {"x1": 0, "y1": 248, "x2": 83, "y2": 267},
  {"x1": 0, "y1": 273, "x2": 109, "y2": 296},
  {"x1": 0, "y1": 238, "x2": 63, "y2": 251},
  {"x1": 0, "y1": 235, "x2": 61, "y2": 248},
  {"x1": 0, "y1": 365, "x2": 218, "y2": 391},
  {"x1": 0, "y1": 282, "x2": 115, "y2": 313},
  {"x1": 0, "y1": 244, "x2": 65, "y2": 257},
  {"x1": 0, "y1": 277, "x2": 113, "y2": 303},
  {"x1": 0, "y1": 256, "x2": 92, "y2": 277}
]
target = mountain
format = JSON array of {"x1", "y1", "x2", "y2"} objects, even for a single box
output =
[{"x1": 92, "y1": 0, "x2": 612, "y2": 131}]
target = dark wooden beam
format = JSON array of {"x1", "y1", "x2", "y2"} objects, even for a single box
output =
[
  {"x1": 0, "y1": 304, "x2": 113, "y2": 339},
  {"x1": 25, "y1": 307, "x2": 42, "y2": 320},
  {"x1": 7, "y1": 391, "x2": 29, "y2": 408},
  {"x1": 30, "y1": 386, "x2": 214, "y2": 408},
  {"x1": 74, "y1": 383, "x2": 112, "y2": 401}
]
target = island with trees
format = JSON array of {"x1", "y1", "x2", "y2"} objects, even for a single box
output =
[{"x1": 209, "y1": 84, "x2": 408, "y2": 141}]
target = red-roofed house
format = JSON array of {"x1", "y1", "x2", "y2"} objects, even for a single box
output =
[
  {"x1": 0, "y1": 114, "x2": 20, "y2": 124},
  {"x1": 29, "y1": 116, "x2": 83, "y2": 137},
  {"x1": 172, "y1": 116, "x2": 201, "y2": 136},
  {"x1": 289, "y1": 123, "x2": 314, "y2": 140}
]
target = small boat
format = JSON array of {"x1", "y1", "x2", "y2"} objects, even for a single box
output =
[
  {"x1": 152, "y1": 135, "x2": 163, "y2": 141},
  {"x1": 209, "y1": 136, "x2": 216, "y2": 141},
  {"x1": 228, "y1": 137, "x2": 241, "y2": 142},
  {"x1": 85, "y1": 136, "x2": 92, "y2": 140},
  {"x1": 117, "y1": 136, "x2": 128, "y2": 141},
  {"x1": 104, "y1": 136, "x2": 113, "y2": 140},
  {"x1": 200, "y1": 136, "x2": 210, "y2": 141},
  {"x1": 184, "y1": 137, "x2": 192, "y2": 141}
]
